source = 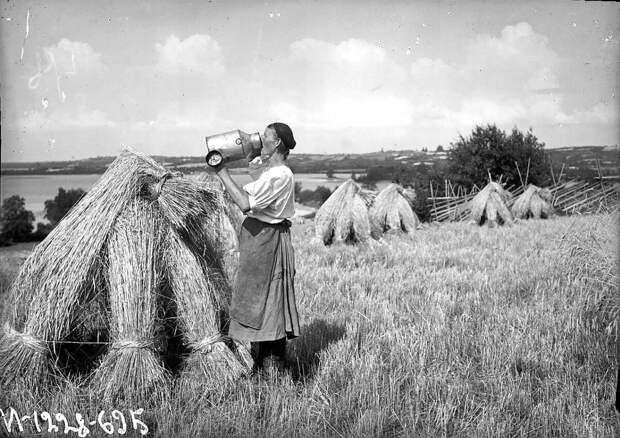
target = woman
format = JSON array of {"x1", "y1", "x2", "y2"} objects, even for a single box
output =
[{"x1": 212, "y1": 122, "x2": 300, "y2": 375}]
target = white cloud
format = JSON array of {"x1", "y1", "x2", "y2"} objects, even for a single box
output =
[
  {"x1": 410, "y1": 57, "x2": 454, "y2": 78},
  {"x1": 288, "y1": 38, "x2": 406, "y2": 91},
  {"x1": 134, "y1": 102, "x2": 224, "y2": 130},
  {"x1": 46, "y1": 38, "x2": 105, "y2": 75},
  {"x1": 404, "y1": 22, "x2": 600, "y2": 133},
  {"x1": 564, "y1": 102, "x2": 618, "y2": 124},
  {"x1": 466, "y1": 22, "x2": 560, "y2": 93},
  {"x1": 270, "y1": 93, "x2": 413, "y2": 129},
  {"x1": 155, "y1": 34, "x2": 224, "y2": 76},
  {"x1": 21, "y1": 108, "x2": 115, "y2": 129},
  {"x1": 268, "y1": 38, "x2": 411, "y2": 130}
]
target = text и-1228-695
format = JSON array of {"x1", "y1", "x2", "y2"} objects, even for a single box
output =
[{"x1": 1, "y1": 407, "x2": 149, "y2": 436}]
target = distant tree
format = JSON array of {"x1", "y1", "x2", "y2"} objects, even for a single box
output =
[
  {"x1": 447, "y1": 124, "x2": 550, "y2": 189},
  {"x1": 296, "y1": 186, "x2": 332, "y2": 207},
  {"x1": 313, "y1": 186, "x2": 332, "y2": 204},
  {"x1": 0, "y1": 195, "x2": 34, "y2": 245},
  {"x1": 436, "y1": 145, "x2": 444, "y2": 152},
  {"x1": 32, "y1": 222, "x2": 54, "y2": 241},
  {"x1": 44, "y1": 187, "x2": 86, "y2": 226},
  {"x1": 326, "y1": 167, "x2": 334, "y2": 179},
  {"x1": 297, "y1": 189, "x2": 314, "y2": 205}
]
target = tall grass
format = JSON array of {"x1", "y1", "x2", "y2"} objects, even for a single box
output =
[{"x1": 0, "y1": 214, "x2": 618, "y2": 437}]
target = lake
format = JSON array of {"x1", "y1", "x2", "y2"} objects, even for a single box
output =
[{"x1": 0, "y1": 171, "x2": 356, "y2": 223}]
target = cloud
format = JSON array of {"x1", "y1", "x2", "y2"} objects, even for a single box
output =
[
  {"x1": 410, "y1": 23, "x2": 560, "y2": 98},
  {"x1": 288, "y1": 38, "x2": 407, "y2": 91},
  {"x1": 155, "y1": 34, "x2": 224, "y2": 76},
  {"x1": 265, "y1": 38, "x2": 411, "y2": 130},
  {"x1": 133, "y1": 100, "x2": 227, "y2": 132},
  {"x1": 21, "y1": 108, "x2": 115, "y2": 129},
  {"x1": 404, "y1": 22, "x2": 598, "y2": 133},
  {"x1": 45, "y1": 38, "x2": 105, "y2": 75},
  {"x1": 563, "y1": 102, "x2": 618, "y2": 125},
  {"x1": 466, "y1": 22, "x2": 560, "y2": 93},
  {"x1": 270, "y1": 93, "x2": 413, "y2": 130},
  {"x1": 410, "y1": 58, "x2": 454, "y2": 78}
]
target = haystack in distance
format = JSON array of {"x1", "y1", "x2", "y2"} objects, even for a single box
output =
[
  {"x1": 315, "y1": 179, "x2": 373, "y2": 245},
  {"x1": 469, "y1": 181, "x2": 513, "y2": 226},
  {"x1": 0, "y1": 150, "x2": 250, "y2": 402},
  {"x1": 511, "y1": 185, "x2": 553, "y2": 219},
  {"x1": 370, "y1": 183, "x2": 419, "y2": 236}
]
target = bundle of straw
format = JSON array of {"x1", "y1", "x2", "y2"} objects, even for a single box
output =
[
  {"x1": 143, "y1": 164, "x2": 250, "y2": 385},
  {"x1": 194, "y1": 172, "x2": 244, "y2": 284},
  {"x1": 92, "y1": 199, "x2": 168, "y2": 403},
  {"x1": 0, "y1": 151, "x2": 150, "y2": 390},
  {"x1": 315, "y1": 179, "x2": 372, "y2": 245},
  {"x1": 469, "y1": 181, "x2": 513, "y2": 226},
  {"x1": 511, "y1": 185, "x2": 553, "y2": 219},
  {"x1": 165, "y1": 229, "x2": 251, "y2": 390},
  {"x1": 370, "y1": 184, "x2": 419, "y2": 236}
]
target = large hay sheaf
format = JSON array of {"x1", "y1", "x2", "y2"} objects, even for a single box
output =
[
  {"x1": 194, "y1": 172, "x2": 244, "y2": 285},
  {"x1": 165, "y1": 227, "x2": 252, "y2": 391},
  {"x1": 370, "y1": 184, "x2": 419, "y2": 236},
  {"x1": 0, "y1": 149, "x2": 250, "y2": 399},
  {"x1": 469, "y1": 181, "x2": 513, "y2": 226},
  {"x1": 92, "y1": 199, "x2": 168, "y2": 403},
  {"x1": 511, "y1": 185, "x2": 553, "y2": 219},
  {"x1": 315, "y1": 179, "x2": 372, "y2": 245}
]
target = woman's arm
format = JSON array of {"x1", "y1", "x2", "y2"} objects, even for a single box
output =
[{"x1": 214, "y1": 167, "x2": 251, "y2": 213}]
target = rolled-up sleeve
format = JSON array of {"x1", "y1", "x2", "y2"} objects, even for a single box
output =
[{"x1": 243, "y1": 171, "x2": 291, "y2": 211}]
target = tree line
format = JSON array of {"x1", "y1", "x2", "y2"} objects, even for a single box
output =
[{"x1": 0, "y1": 188, "x2": 85, "y2": 246}]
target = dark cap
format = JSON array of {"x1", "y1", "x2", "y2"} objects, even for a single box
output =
[{"x1": 268, "y1": 122, "x2": 296, "y2": 150}]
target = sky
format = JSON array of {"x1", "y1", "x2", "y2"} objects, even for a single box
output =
[{"x1": 0, "y1": 0, "x2": 618, "y2": 162}]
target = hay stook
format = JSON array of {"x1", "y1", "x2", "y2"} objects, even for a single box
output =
[
  {"x1": 0, "y1": 150, "x2": 251, "y2": 401},
  {"x1": 511, "y1": 184, "x2": 554, "y2": 219},
  {"x1": 469, "y1": 181, "x2": 514, "y2": 227},
  {"x1": 370, "y1": 184, "x2": 419, "y2": 237},
  {"x1": 314, "y1": 179, "x2": 373, "y2": 245}
]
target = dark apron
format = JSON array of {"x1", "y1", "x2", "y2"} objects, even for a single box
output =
[{"x1": 230, "y1": 217, "x2": 291, "y2": 329}]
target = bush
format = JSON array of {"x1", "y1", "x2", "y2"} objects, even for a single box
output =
[
  {"x1": 296, "y1": 185, "x2": 332, "y2": 208},
  {"x1": 447, "y1": 124, "x2": 550, "y2": 189},
  {"x1": 31, "y1": 222, "x2": 54, "y2": 241},
  {"x1": 44, "y1": 187, "x2": 86, "y2": 226},
  {"x1": 0, "y1": 195, "x2": 35, "y2": 244}
]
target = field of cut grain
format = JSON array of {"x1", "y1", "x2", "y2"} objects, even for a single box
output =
[{"x1": 1, "y1": 214, "x2": 618, "y2": 437}]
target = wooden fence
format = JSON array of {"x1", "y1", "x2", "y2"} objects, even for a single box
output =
[{"x1": 426, "y1": 179, "x2": 619, "y2": 222}]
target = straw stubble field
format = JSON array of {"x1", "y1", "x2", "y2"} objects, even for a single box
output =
[{"x1": 0, "y1": 213, "x2": 618, "y2": 437}]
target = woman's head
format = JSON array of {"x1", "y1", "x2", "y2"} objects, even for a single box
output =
[{"x1": 263, "y1": 122, "x2": 296, "y2": 159}]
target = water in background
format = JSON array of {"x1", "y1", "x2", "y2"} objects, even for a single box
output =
[{"x1": 0, "y1": 172, "x2": 354, "y2": 223}]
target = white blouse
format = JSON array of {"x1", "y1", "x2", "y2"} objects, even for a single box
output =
[{"x1": 243, "y1": 164, "x2": 295, "y2": 224}]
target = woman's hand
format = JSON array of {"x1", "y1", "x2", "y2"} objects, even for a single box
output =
[{"x1": 204, "y1": 159, "x2": 227, "y2": 175}]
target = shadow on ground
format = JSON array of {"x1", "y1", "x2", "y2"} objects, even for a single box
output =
[{"x1": 287, "y1": 318, "x2": 346, "y2": 381}]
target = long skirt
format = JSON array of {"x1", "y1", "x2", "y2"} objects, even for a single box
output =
[{"x1": 228, "y1": 217, "x2": 300, "y2": 342}]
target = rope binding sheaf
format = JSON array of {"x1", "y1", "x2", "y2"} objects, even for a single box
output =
[
  {"x1": 140, "y1": 171, "x2": 182, "y2": 201},
  {"x1": 3, "y1": 323, "x2": 48, "y2": 355},
  {"x1": 109, "y1": 339, "x2": 156, "y2": 351},
  {"x1": 189, "y1": 334, "x2": 231, "y2": 353}
]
